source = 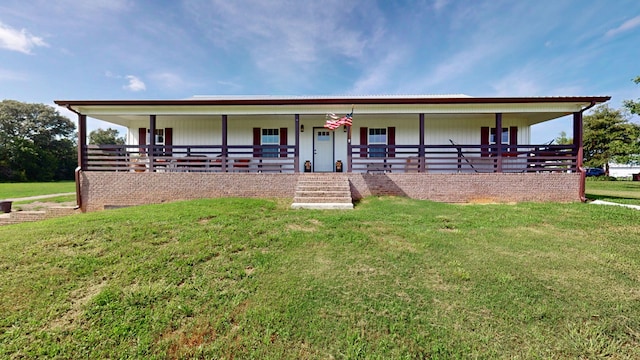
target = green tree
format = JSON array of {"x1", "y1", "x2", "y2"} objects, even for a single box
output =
[
  {"x1": 623, "y1": 76, "x2": 640, "y2": 115},
  {"x1": 583, "y1": 104, "x2": 640, "y2": 170},
  {"x1": 555, "y1": 131, "x2": 572, "y2": 145},
  {"x1": 0, "y1": 100, "x2": 76, "y2": 181},
  {"x1": 89, "y1": 127, "x2": 125, "y2": 145}
]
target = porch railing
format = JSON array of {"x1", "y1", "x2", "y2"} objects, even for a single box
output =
[
  {"x1": 84, "y1": 145, "x2": 297, "y2": 173},
  {"x1": 83, "y1": 143, "x2": 577, "y2": 174},
  {"x1": 349, "y1": 144, "x2": 577, "y2": 174}
]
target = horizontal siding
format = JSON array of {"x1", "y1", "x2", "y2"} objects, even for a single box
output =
[{"x1": 124, "y1": 114, "x2": 533, "y2": 149}]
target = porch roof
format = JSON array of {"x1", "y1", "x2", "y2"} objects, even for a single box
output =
[{"x1": 55, "y1": 95, "x2": 610, "y2": 127}]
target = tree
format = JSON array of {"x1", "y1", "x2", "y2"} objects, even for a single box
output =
[
  {"x1": 583, "y1": 104, "x2": 640, "y2": 170},
  {"x1": 555, "y1": 131, "x2": 572, "y2": 145},
  {"x1": 623, "y1": 76, "x2": 640, "y2": 116},
  {"x1": 0, "y1": 100, "x2": 77, "y2": 181},
  {"x1": 89, "y1": 128, "x2": 125, "y2": 145}
]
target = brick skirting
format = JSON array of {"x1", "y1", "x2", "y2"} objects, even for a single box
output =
[{"x1": 79, "y1": 172, "x2": 580, "y2": 211}]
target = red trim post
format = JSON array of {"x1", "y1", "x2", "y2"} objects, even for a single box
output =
[
  {"x1": 294, "y1": 114, "x2": 300, "y2": 173},
  {"x1": 574, "y1": 112, "x2": 586, "y2": 201},
  {"x1": 149, "y1": 115, "x2": 156, "y2": 172},
  {"x1": 347, "y1": 124, "x2": 353, "y2": 172},
  {"x1": 78, "y1": 114, "x2": 87, "y2": 170},
  {"x1": 222, "y1": 115, "x2": 228, "y2": 172},
  {"x1": 495, "y1": 113, "x2": 503, "y2": 172},
  {"x1": 419, "y1": 114, "x2": 425, "y2": 172}
]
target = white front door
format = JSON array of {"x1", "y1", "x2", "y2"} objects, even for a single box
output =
[{"x1": 313, "y1": 128, "x2": 334, "y2": 172}]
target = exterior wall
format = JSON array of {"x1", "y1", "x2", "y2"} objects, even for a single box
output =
[
  {"x1": 80, "y1": 172, "x2": 300, "y2": 212},
  {"x1": 124, "y1": 113, "x2": 532, "y2": 171},
  {"x1": 80, "y1": 171, "x2": 579, "y2": 211},
  {"x1": 348, "y1": 173, "x2": 580, "y2": 203}
]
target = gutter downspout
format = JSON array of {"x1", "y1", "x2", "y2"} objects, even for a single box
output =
[
  {"x1": 66, "y1": 105, "x2": 83, "y2": 210},
  {"x1": 578, "y1": 101, "x2": 597, "y2": 202}
]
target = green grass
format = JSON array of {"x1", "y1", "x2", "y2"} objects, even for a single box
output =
[
  {"x1": 586, "y1": 179, "x2": 640, "y2": 205},
  {"x1": 1, "y1": 197, "x2": 640, "y2": 359},
  {"x1": 0, "y1": 181, "x2": 75, "y2": 199}
]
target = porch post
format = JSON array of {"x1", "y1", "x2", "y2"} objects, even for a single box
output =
[
  {"x1": 78, "y1": 114, "x2": 87, "y2": 170},
  {"x1": 222, "y1": 115, "x2": 228, "y2": 172},
  {"x1": 149, "y1": 115, "x2": 156, "y2": 172},
  {"x1": 495, "y1": 113, "x2": 503, "y2": 172},
  {"x1": 574, "y1": 111, "x2": 586, "y2": 201},
  {"x1": 294, "y1": 114, "x2": 300, "y2": 173},
  {"x1": 347, "y1": 123, "x2": 353, "y2": 172},
  {"x1": 419, "y1": 113, "x2": 425, "y2": 172}
]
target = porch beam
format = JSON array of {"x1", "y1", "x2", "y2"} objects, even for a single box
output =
[
  {"x1": 294, "y1": 114, "x2": 300, "y2": 172},
  {"x1": 419, "y1": 113, "x2": 425, "y2": 172},
  {"x1": 78, "y1": 114, "x2": 87, "y2": 170},
  {"x1": 149, "y1": 115, "x2": 156, "y2": 172},
  {"x1": 222, "y1": 115, "x2": 228, "y2": 172},
  {"x1": 495, "y1": 113, "x2": 503, "y2": 172}
]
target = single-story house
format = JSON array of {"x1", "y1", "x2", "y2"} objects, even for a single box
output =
[{"x1": 55, "y1": 95, "x2": 610, "y2": 211}]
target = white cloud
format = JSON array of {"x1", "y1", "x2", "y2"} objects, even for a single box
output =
[
  {"x1": 349, "y1": 51, "x2": 405, "y2": 94},
  {"x1": 0, "y1": 21, "x2": 48, "y2": 54},
  {"x1": 185, "y1": 0, "x2": 383, "y2": 76},
  {"x1": 606, "y1": 15, "x2": 640, "y2": 37},
  {"x1": 433, "y1": 0, "x2": 450, "y2": 11},
  {"x1": 150, "y1": 72, "x2": 185, "y2": 90},
  {"x1": 123, "y1": 75, "x2": 146, "y2": 92}
]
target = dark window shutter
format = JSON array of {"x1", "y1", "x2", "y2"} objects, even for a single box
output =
[
  {"x1": 253, "y1": 128, "x2": 261, "y2": 157},
  {"x1": 387, "y1": 127, "x2": 396, "y2": 158},
  {"x1": 509, "y1": 126, "x2": 518, "y2": 154},
  {"x1": 360, "y1": 127, "x2": 368, "y2": 158},
  {"x1": 164, "y1": 128, "x2": 173, "y2": 156},
  {"x1": 279, "y1": 127, "x2": 287, "y2": 158},
  {"x1": 139, "y1": 127, "x2": 147, "y2": 154},
  {"x1": 481, "y1": 126, "x2": 490, "y2": 157}
]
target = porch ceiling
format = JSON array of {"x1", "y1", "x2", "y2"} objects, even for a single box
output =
[{"x1": 55, "y1": 95, "x2": 610, "y2": 127}]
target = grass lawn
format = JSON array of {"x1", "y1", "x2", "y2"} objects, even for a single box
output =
[
  {"x1": 0, "y1": 181, "x2": 75, "y2": 199},
  {"x1": 1, "y1": 197, "x2": 639, "y2": 359},
  {"x1": 585, "y1": 179, "x2": 640, "y2": 205}
]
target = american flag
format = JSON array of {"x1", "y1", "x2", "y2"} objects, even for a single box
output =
[{"x1": 324, "y1": 109, "x2": 353, "y2": 130}]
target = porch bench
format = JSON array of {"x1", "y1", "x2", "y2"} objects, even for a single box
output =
[
  {"x1": 257, "y1": 161, "x2": 282, "y2": 173},
  {"x1": 404, "y1": 157, "x2": 421, "y2": 173},
  {"x1": 231, "y1": 158, "x2": 251, "y2": 172},
  {"x1": 367, "y1": 162, "x2": 391, "y2": 174}
]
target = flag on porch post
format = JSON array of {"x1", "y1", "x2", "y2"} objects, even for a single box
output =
[{"x1": 324, "y1": 107, "x2": 354, "y2": 130}]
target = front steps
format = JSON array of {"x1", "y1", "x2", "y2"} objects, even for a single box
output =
[
  {"x1": 0, "y1": 207, "x2": 78, "y2": 226},
  {"x1": 291, "y1": 173, "x2": 353, "y2": 209}
]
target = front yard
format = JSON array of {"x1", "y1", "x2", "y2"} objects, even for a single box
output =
[{"x1": 1, "y1": 194, "x2": 639, "y2": 358}]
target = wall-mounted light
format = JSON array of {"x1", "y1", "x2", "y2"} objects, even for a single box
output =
[
  {"x1": 300, "y1": 124, "x2": 305, "y2": 132},
  {"x1": 343, "y1": 125, "x2": 347, "y2": 132}
]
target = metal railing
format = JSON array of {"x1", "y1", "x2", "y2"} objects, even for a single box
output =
[
  {"x1": 84, "y1": 145, "x2": 296, "y2": 173},
  {"x1": 83, "y1": 143, "x2": 577, "y2": 174},
  {"x1": 349, "y1": 144, "x2": 577, "y2": 173}
]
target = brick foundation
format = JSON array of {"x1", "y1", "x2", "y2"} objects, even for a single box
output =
[{"x1": 79, "y1": 171, "x2": 580, "y2": 211}]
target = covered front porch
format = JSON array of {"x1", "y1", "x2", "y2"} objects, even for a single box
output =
[{"x1": 77, "y1": 111, "x2": 585, "y2": 175}]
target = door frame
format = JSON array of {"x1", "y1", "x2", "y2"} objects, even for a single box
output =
[{"x1": 312, "y1": 127, "x2": 335, "y2": 172}]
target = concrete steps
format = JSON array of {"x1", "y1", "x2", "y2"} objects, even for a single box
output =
[
  {"x1": 291, "y1": 174, "x2": 353, "y2": 209},
  {"x1": 0, "y1": 207, "x2": 78, "y2": 226}
]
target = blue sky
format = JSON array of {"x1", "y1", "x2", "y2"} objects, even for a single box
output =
[{"x1": 1, "y1": 0, "x2": 639, "y2": 143}]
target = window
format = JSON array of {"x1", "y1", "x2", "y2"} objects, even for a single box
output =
[
  {"x1": 147, "y1": 129, "x2": 164, "y2": 144},
  {"x1": 261, "y1": 128, "x2": 279, "y2": 157},
  {"x1": 490, "y1": 128, "x2": 509, "y2": 144},
  {"x1": 317, "y1": 130, "x2": 330, "y2": 142},
  {"x1": 368, "y1": 128, "x2": 387, "y2": 158}
]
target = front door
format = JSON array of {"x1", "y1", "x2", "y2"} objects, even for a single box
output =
[{"x1": 313, "y1": 128, "x2": 334, "y2": 172}]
